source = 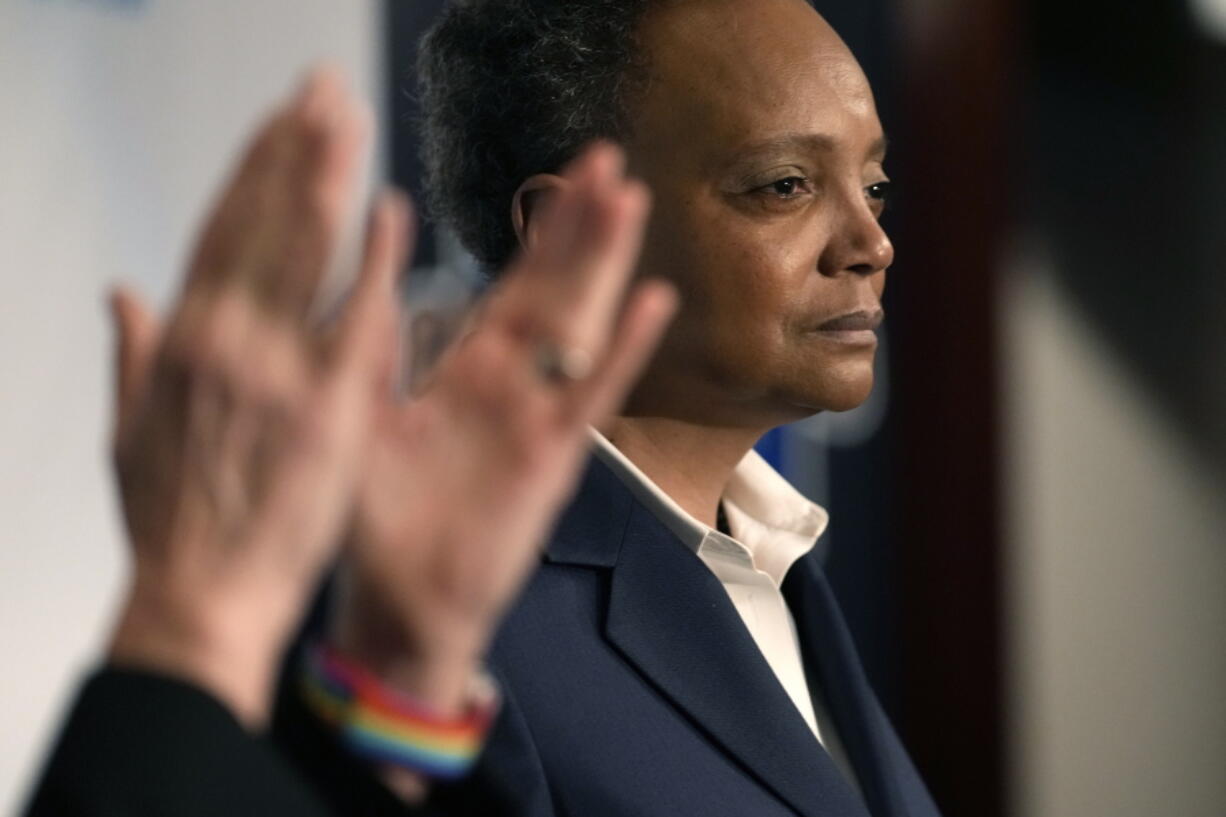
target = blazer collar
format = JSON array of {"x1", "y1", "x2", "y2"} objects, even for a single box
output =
[
  {"x1": 784, "y1": 556, "x2": 910, "y2": 817},
  {"x1": 587, "y1": 428, "x2": 829, "y2": 588},
  {"x1": 543, "y1": 455, "x2": 633, "y2": 569},
  {"x1": 549, "y1": 456, "x2": 871, "y2": 817}
]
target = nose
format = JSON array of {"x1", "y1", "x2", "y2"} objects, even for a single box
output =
[{"x1": 817, "y1": 192, "x2": 894, "y2": 277}]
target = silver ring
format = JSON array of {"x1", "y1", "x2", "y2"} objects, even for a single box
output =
[{"x1": 534, "y1": 341, "x2": 593, "y2": 384}]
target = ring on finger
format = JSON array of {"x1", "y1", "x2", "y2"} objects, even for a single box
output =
[{"x1": 533, "y1": 340, "x2": 593, "y2": 385}]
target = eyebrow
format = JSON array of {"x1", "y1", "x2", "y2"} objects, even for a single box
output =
[{"x1": 728, "y1": 132, "x2": 890, "y2": 167}]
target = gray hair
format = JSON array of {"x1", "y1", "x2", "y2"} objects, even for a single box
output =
[{"x1": 416, "y1": 0, "x2": 653, "y2": 272}]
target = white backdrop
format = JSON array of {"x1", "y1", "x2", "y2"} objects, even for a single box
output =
[{"x1": 0, "y1": 1, "x2": 379, "y2": 810}]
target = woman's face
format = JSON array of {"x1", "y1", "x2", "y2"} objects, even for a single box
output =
[{"x1": 624, "y1": 0, "x2": 892, "y2": 426}]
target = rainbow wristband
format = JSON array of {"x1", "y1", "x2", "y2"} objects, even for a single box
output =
[{"x1": 300, "y1": 643, "x2": 499, "y2": 780}]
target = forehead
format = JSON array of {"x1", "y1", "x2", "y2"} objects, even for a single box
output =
[{"x1": 632, "y1": 0, "x2": 880, "y2": 162}]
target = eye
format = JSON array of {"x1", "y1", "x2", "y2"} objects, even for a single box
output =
[
  {"x1": 866, "y1": 180, "x2": 892, "y2": 207},
  {"x1": 765, "y1": 176, "x2": 811, "y2": 198},
  {"x1": 742, "y1": 174, "x2": 815, "y2": 213}
]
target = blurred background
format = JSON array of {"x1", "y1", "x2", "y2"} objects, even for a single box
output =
[{"x1": 2, "y1": 1, "x2": 1223, "y2": 815}]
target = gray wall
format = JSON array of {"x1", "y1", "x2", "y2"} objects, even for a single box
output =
[
  {"x1": 1006, "y1": 2, "x2": 1226, "y2": 811},
  {"x1": 1004, "y1": 251, "x2": 1226, "y2": 817},
  {"x1": 0, "y1": 2, "x2": 379, "y2": 810}
]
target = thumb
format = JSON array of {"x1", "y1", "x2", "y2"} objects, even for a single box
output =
[{"x1": 109, "y1": 286, "x2": 160, "y2": 443}]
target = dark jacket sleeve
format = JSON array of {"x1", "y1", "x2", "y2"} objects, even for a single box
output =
[
  {"x1": 23, "y1": 668, "x2": 341, "y2": 817},
  {"x1": 271, "y1": 670, "x2": 532, "y2": 817},
  {"x1": 269, "y1": 583, "x2": 532, "y2": 817}
]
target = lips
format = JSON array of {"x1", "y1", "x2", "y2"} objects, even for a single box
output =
[{"x1": 816, "y1": 309, "x2": 884, "y2": 332}]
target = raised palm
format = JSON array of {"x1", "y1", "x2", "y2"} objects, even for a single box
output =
[{"x1": 338, "y1": 148, "x2": 675, "y2": 685}]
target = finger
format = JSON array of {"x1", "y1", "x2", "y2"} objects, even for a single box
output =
[
  {"x1": 110, "y1": 286, "x2": 161, "y2": 442},
  {"x1": 185, "y1": 76, "x2": 309, "y2": 292},
  {"x1": 259, "y1": 72, "x2": 372, "y2": 317},
  {"x1": 331, "y1": 189, "x2": 413, "y2": 386},
  {"x1": 562, "y1": 175, "x2": 652, "y2": 343},
  {"x1": 226, "y1": 67, "x2": 327, "y2": 201},
  {"x1": 563, "y1": 279, "x2": 678, "y2": 426},
  {"x1": 528, "y1": 142, "x2": 624, "y2": 285},
  {"x1": 186, "y1": 67, "x2": 368, "y2": 322},
  {"x1": 488, "y1": 143, "x2": 619, "y2": 328},
  {"x1": 499, "y1": 149, "x2": 651, "y2": 361}
]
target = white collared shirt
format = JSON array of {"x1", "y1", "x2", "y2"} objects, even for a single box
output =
[{"x1": 590, "y1": 430, "x2": 859, "y2": 787}]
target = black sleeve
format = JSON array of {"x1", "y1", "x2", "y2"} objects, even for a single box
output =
[
  {"x1": 271, "y1": 673, "x2": 526, "y2": 817},
  {"x1": 270, "y1": 582, "x2": 529, "y2": 817},
  {"x1": 23, "y1": 668, "x2": 341, "y2": 817}
]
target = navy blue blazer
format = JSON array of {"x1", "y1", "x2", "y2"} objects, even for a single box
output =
[{"x1": 480, "y1": 455, "x2": 942, "y2": 817}]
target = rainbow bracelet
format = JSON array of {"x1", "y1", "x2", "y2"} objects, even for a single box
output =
[{"x1": 300, "y1": 643, "x2": 499, "y2": 780}]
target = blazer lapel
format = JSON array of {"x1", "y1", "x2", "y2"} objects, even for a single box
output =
[
  {"x1": 783, "y1": 555, "x2": 907, "y2": 817},
  {"x1": 548, "y1": 458, "x2": 869, "y2": 817}
]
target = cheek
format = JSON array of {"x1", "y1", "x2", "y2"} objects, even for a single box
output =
[
  {"x1": 672, "y1": 230, "x2": 799, "y2": 340},
  {"x1": 665, "y1": 198, "x2": 811, "y2": 296},
  {"x1": 706, "y1": 218, "x2": 823, "y2": 334},
  {"x1": 682, "y1": 234, "x2": 821, "y2": 379},
  {"x1": 638, "y1": 190, "x2": 834, "y2": 367}
]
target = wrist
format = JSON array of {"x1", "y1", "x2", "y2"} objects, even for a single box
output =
[
  {"x1": 361, "y1": 650, "x2": 483, "y2": 717},
  {"x1": 300, "y1": 642, "x2": 499, "y2": 785},
  {"x1": 329, "y1": 577, "x2": 494, "y2": 716},
  {"x1": 107, "y1": 579, "x2": 287, "y2": 728},
  {"x1": 329, "y1": 626, "x2": 487, "y2": 717}
]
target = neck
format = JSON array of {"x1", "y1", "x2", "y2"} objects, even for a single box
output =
[{"x1": 599, "y1": 416, "x2": 764, "y2": 528}]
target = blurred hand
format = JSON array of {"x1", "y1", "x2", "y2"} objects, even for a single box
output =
[
  {"x1": 107, "y1": 68, "x2": 408, "y2": 727},
  {"x1": 333, "y1": 145, "x2": 677, "y2": 713}
]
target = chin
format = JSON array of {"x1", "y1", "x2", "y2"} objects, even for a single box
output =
[{"x1": 786, "y1": 366, "x2": 875, "y2": 415}]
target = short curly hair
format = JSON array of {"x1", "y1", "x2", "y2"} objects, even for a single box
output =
[{"x1": 416, "y1": 0, "x2": 653, "y2": 272}]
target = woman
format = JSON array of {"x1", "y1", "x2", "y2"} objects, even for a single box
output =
[{"x1": 313, "y1": 1, "x2": 943, "y2": 816}]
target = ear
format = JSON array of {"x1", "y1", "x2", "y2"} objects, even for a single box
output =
[{"x1": 511, "y1": 173, "x2": 571, "y2": 252}]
